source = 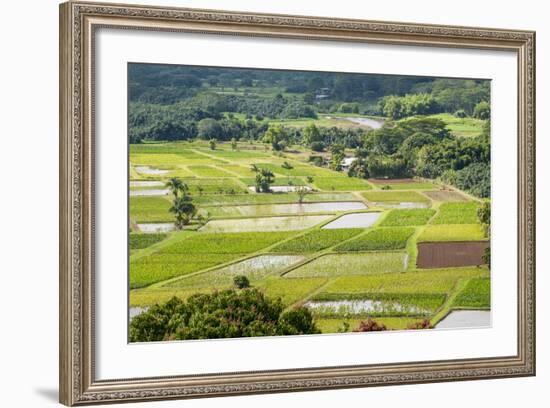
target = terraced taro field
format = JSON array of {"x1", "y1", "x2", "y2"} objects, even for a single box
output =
[{"x1": 129, "y1": 141, "x2": 491, "y2": 332}]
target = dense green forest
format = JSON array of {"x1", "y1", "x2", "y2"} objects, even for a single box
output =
[{"x1": 129, "y1": 64, "x2": 490, "y2": 198}]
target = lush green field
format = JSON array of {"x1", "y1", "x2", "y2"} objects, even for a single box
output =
[
  {"x1": 418, "y1": 224, "x2": 486, "y2": 242},
  {"x1": 165, "y1": 255, "x2": 305, "y2": 289},
  {"x1": 129, "y1": 141, "x2": 490, "y2": 333},
  {"x1": 452, "y1": 277, "x2": 491, "y2": 308},
  {"x1": 188, "y1": 165, "x2": 234, "y2": 178},
  {"x1": 313, "y1": 177, "x2": 372, "y2": 191},
  {"x1": 256, "y1": 276, "x2": 328, "y2": 306},
  {"x1": 380, "y1": 209, "x2": 436, "y2": 226},
  {"x1": 271, "y1": 228, "x2": 364, "y2": 253},
  {"x1": 285, "y1": 252, "x2": 407, "y2": 278},
  {"x1": 431, "y1": 202, "x2": 480, "y2": 224},
  {"x1": 130, "y1": 196, "x2": 171, "y2": 223},
  {"x1": 334, "y1": 227, "x2": 415, "y2": 251},
  {"x1": 129, "y1": 233, "x2": 167, "y2": 250},
  {"x1": 193, "y1": 192, "x2": 357, "y2": 206},
  {"x1": 425, "y1": 113, "x2": 486, "y2": 138},
  {"x1": 130, "y1": 231, "x2": 295, "y2": 288},
  {"x1": 323, "y1": 267, "x2": 489, "y2": 295}
]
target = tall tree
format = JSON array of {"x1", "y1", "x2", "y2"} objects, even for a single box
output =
[
  {"x1": 165, "y1": 177, "x2": 188, "y2": 199},
  {"x1": 170, "y1": 195, "x2": 197, "y2": 229}
]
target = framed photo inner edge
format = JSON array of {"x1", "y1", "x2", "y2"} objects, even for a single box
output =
[{"x1": 59, "y1": 1, "x2": 535, "y2": 405}]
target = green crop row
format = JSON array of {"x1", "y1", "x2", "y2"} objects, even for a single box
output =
[
  {"x1": 431, "y1": 202, "x2": 480, "y2": 224},
  {"x1": 334, "y1": 227, "x2": 415, "y2": 251},
  {"x1": 380, "y1": 208, "x2": 436, "y2": 226},
  {"x1": 130, "y1": 231, "x2": 296, "y2": 288},
  {"x1": 452, "y1": 277, "x2": 491, "y2": 309},
  {"x1": 284, "y1": 252, "x2": 407, "y2": 278},
  {"x1": 313, "y1": 177, "x2": 372, "y2": 191},
  {"x1": 418, "y1": 224, "x2": 486, "y2": 242},
  {"x1": 129, "y1": 233, "x2": 168, "y2": 250},
  {"x1": 271, "y1": 228, "x2": 364, "y2": 253},
  {"x1": 322, "y1": 267, "x2": 489, "y2": 295}
]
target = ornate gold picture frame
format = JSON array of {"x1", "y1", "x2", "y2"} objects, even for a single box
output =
[{"x1": 59, "y1": 1, "x2": 535, "y2": 405}]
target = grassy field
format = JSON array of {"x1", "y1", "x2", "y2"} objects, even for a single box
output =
[
  {"x1": 271, "y1": 228, "x2": 364, "y2": 253},
  {"x1": 425, "y1": 113, "x2": 486, "y2": 138},
  {"x1": 379, "y1": 209, "x2": 436, "y2": 226},
  {"x1": 129, "y1": 140, "x2": 490, "y2": 333},
  {"x1": 451, "y1": 277, "x2": 491, "y2": 308},
  {"x1": 285, "y1": 252, "x2": 407, "y2": 278},
  {"x1": 130, "y1": 231, "x2": 295, "y2": 288},
  {"x1": 418, "y1": 224, "x2": 486, "y2": 242},
  {"x1": 431, "y1": 202, "x2": 480, "y2": 224},
  {"x1": 313, "y1": 177, "x2": 372, "y2": 191},
  {"x1": 129, "y1": 233, "x2": 168, "y2": 250},
  {"x1": 334, "y1": 227, "x2": 415, "y2": 252},
  {"x1": 322, "y1": 267, "x2": 489, "y2": 295}
]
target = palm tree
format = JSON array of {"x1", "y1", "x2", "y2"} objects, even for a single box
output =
[
  {"x1": 169, "y1": 195, "x2": 197, "y2": 229},
  {"x1": 165, "y1": 177, "x2": 185, "y2": 198},
  {"x1": 255, "y1": 168, "x2": 275, "y2": 192},
  {"x1": 250, "y1": 164, "x2": 259, "y2": 174}
]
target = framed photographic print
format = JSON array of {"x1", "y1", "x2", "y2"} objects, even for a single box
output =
[{"x1": 59, "y1": 1, "x2": 536, "y2": 405}]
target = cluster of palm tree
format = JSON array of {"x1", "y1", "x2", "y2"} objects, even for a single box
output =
[
  {"x1": 165, "y1": 177, "x2": 196, "y2": 229},
  {"x1": 250, "y1": 165, "x2": 275, "y2": 193}
]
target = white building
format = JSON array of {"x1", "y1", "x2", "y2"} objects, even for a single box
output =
[{"x1": 340, "y1": 157, "x2": 357, "y2": 171}]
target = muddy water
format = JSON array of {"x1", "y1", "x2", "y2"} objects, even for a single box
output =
[
  {"x1": 215, "y1": 201, "x2": 367, "y2": 217},
  {"x1": 322, "y1": 212, "x2": 381, "y2": 229},
  {"x1": 305, "y1": 300, "x2": 427, "y2": 315},
  {"x1": 135, "y1": 166, "x2": 170, "y2": 175},
  {"x1": 130, "y1": 189, "x2": 170, "y2": 197},
  {"x1": 436, "y1": 310, "x2": 491, "y2": 329},
  {"x1": 130, "y1": 181, "x2": 165, "y2": 187},
  {"x1": 342, "y1": 117, "x2": 384, "y2": 129},
  {"x1": 222, "y1": 255, "x2": 305, "y2": 275},
  {"x1": 137, "y1": 223, "x2": 175, "y2": 233},
  {"x1": 200, "y1": 215, "x2": 331, "y2": 233},
  {"x1": 247, "y1": 185, "x2": 312, "y2": 193}
]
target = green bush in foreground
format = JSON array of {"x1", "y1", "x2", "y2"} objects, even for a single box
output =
[
  {"x1": 130, "y1": 289, "x2": 320, "y2": 342},
  {"x1": 233, "y1": 275, "x2": 250, "y2": 289}
]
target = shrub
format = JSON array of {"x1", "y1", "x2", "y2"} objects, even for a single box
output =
[
  {"x1": 233, "y1": 275, "x2": 250, "y2": 289},
  {"x1": 130, "y1": 289, "x2": 320, "y2": 342},
  {"x1": 310, "y1": 141, "x2": 325, "y2": 152},
  {"x1": 353, "y1": 318, "x2": 387, "y2": 332},
  {"x1": 473, "y1": 101, "x2": 491, "y2": 120},
  {"x1": 407, "y1": 319, "x2": 433, "y2": 330},
  {"x1": 454, "y1": 109, "x2": 467, "y2": 118}
]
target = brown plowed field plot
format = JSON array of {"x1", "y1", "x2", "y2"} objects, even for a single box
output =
[
  {"x1": 417, "y1": 241, "x2": 489, "y2": 268},
  {"x1": 370, "y1": 178, "x2": 416, "y2": 184},
  {"x1": 422, "y1": 190, "x2": 469, "y2": 202}
]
